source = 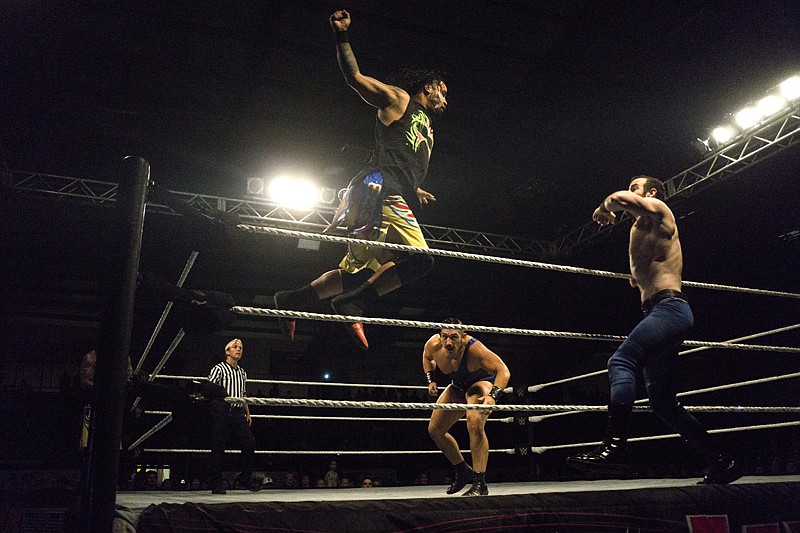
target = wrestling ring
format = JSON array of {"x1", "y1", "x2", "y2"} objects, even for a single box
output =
[
  {"x1": 128, "y1": 227, "x2": 799, "y2": 475},
  {"x1": 73, "y1": 171, "x2": 800, "y2": 530}
]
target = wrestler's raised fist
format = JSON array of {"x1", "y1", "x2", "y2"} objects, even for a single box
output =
[{"x1": 330, "y1": 9, "x2": 351, "y2": 32}]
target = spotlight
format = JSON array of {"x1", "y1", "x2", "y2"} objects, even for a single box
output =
[
  {"x1": 757, "y1": 94, "x2": 787, "y2": 118},
  {"x1": 779, "y1": 75, "x2": 800, "y2": 101},
  {"x1": 268, "y1": 176, "x2": 319, "y2": 210},
  {"x1": 696, "y1": 73, "x2": 800, "y2": 149},
  {"x1": 247, "y1": 177, "x2": 265, "y2": 195},
  {"x1": 319, "y1": 187, "x2": 338, "y2": 205},
  {"x1": 734, "y1": 107, "x2": 762, "y2": 129},
  {"x1": 322, "y1": 372, "x2": 331, "y2": 381},
  {"x1": 711, "y1": 126, "x2": 735, "y2": 145}
]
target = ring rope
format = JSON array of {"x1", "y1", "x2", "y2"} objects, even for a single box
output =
[
  {"x1": 676, "y1": 323, "x2": 800, "y2": 356},
  {"x1": 669, "y1": 371, "x2": 800, "y2": 398},
  {"x1": 144, "y1": 410, "x2": 508, "y2": 423},
  {"x1": 528, "y1": 323, "x2": 800, "y2": 392},
  {"x1": 237, "y1": 225, "x2": 800, "y2": 299},
  {"x1": 531, "y1": 420, "x2": 800, "y2": 454},
  {"x1": 231, "y1": 308, "x2": 800, "y2": 354},
  {"x1": 134, "y1": 251, "x2": 198, "y2": 373},
  {"x1": 129, "y1": 329, "x2": 186, "y2": 413},
  {"x1": 154, "y1": 374, "x2": 427, "y2": 391},
  {"x1": 128, "y1": 413, "x2": 172, "y2": 451},
  {"x1": 234, "y1": 397, "x2": 800, "y2": 414},
  {"x1": 142, "y1": 420, "x2": 800, "y2": 456},
  {"x1": 143, "y1": 448, "x2": 516, "y2": 455},
  {"x1": 528, "y1": 371, "x2": 800, "y2": 424}
]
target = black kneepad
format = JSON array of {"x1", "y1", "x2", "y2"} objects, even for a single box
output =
[
  {"x1": 341, "y1": 268, "x2": 374, "y2": 293},
  {"x1": 395, "y1": 253, "x2": 434, "y2": 284}
]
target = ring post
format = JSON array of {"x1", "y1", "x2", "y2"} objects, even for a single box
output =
[{"x1": 81, "y1": 156, "x2": 149, "y2": 532}]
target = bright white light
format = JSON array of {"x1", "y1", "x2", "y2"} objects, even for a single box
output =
[
  {"x1": 268, "y1": 176, "x2": 319, "y2": 210},
  {"x1": 779, "y1": 75, "x2": 800, "y2": 101},
  {"x1": 757, "y1": 94, "x2": 787, "y2": 117},
  {"x1": 322, "y1": 373, "x2": 331, "y2": 381},
  {"x1": 734, "y1": 107, "x2": 762, "y2": 129},
  {"x1": 711, "y1": 126, "x2": 735, "y2": 144}
]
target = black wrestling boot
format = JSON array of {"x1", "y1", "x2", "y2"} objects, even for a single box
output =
[
  {"x1": 446, "y1": 461, "x2": 473, "y2": 495},
  {"x1": 699, "y1": 454, "x2": 742, "y2": 485},
  {"x1": 676, "y1": 420, "x2": 742, "y2": 485},
  {"x1": 567, "y1": 438, "x2": 630, "y2": 475},
  {"x1": 462, "y1": 472, "x2": 488, "y2": 496},
  {"x1": 273, "y1": 285, "x2": 319, "y2": 342},
  {"x1": 567, "y1": 404, "x2": 633, "y2": 476},
  {"x1": 331, "y1": 284, "x2": 378, "y2": 350}
]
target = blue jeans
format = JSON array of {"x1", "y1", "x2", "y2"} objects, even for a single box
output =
[{"x1": 607, "y1": 298, "x2": 711, "y2": 448}]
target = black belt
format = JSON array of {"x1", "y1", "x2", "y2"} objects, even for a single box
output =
[{"x1": 641, "y1": 289, "x2": 688, "y2": 314}]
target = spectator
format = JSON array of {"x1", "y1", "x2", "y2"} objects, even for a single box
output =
[
  {"x1": 360, "y1": 476, "x2": 373, "y2": 488},
  {"x1": 143, "y1": 470, "x2": 159, "y2": 490},
  {"x1": 284, "y1": 471, "x2": 299, "y2": 488},
  {"x1": 324, "y1": 460, "x2": 339, "y2": 488}
]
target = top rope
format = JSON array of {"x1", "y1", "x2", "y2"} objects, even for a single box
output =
[{"x1": 237, "y1": 225, "x2": 800, "y2": 299}]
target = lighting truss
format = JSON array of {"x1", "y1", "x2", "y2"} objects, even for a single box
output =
[
  {"x1": 7, "y1": 171, "x2": 554, "y2": 258},
  {"x1": 7, "y1": 100, "x2": 799, "y2": 259},
  {"x1": 551, "y1": 101, "x2": 800, "y2": 255}
]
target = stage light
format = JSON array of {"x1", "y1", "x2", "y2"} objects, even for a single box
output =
[
  {"x1": 322, "y1": 372, "x2": 331, "y2": 381},
  {"x1": 247, "y1": 177, "x2": 265, "y2": 195},
  {"x1": 711, "y1": 126, "x2": 735, "y2": 144},
  {"x1": 779, "y1": 75, "x2": 800, "y2": 101},
  {"x1": 757, "y1": 94, "x2": 787, "y2": 118},
  {"x1": 734, "y1": 107, "x2": 762, "y2": 129},
  {"x1": 268, "y1": 176, "x2": 319, "y2": 210},
  {"x1": 319, "y1": 187, "x2": 338, "y2": 205},
  {"x1": 696, "y1": 72, "x2": 800, "y2": 152}
]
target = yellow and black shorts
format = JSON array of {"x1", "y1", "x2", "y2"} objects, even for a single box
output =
[{"x1": 339, "y1": 195, "x2": 428, "y2": 273}]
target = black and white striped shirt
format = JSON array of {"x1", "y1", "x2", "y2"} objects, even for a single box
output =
[{"x1": 208, "y1": 361, "x2": 247, "y2": 407}]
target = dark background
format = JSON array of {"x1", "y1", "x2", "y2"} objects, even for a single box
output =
[{"x1": 1, "y1": 1, "x2": 798, "y2": 484}]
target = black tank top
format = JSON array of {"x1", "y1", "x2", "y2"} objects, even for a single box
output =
[
  {"x1": 362, "y1": 99, "x2": 433, "y2": 208},
  {"x1": 444, "y1": 338, "x2": 496, "y2": 392}
]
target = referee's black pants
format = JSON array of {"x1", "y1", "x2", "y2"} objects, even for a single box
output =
[{"x1": 209, "y1": 401, "x2": 256, "y2": 487}]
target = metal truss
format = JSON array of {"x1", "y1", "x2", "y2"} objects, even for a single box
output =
[
  {"x1": 7, "y1": 171, "x2": 555, "y2": 258},
  {"x1": 8, "y1": 101, "x2": 799, "y2": 259},
  {"x1": 552, "y1": 103, "x2": 800, "y2": 254}
]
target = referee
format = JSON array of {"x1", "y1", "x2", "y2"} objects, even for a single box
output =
[{"x1": 207, "y1": 338, "x2": 257, "y2": 494}]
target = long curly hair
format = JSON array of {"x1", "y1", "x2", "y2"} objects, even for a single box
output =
[{"x1": 386, "y1": 67, "x2": 447, "y2": 95}]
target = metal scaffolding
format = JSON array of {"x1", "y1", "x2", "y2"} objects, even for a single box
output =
[
  {"x1": 7, "y1": 170, "x2": 556, "y2": 258},
  {"x1": 6, "y1": 100, "x2": 800, "y2": 258},
  {"x1": 551, "y1": 103, "x2": 800, "y2": 254}
]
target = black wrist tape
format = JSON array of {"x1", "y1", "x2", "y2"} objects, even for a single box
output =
[
  {"x1": 488, "y1": 386, "x2": 503, "y2": 401},
  {"x1": 336, "y1": 30, "x2": 349, "y2": 44},
  {"x1": 425, "y1": 371, "x2": 434, "y2": 385}
]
